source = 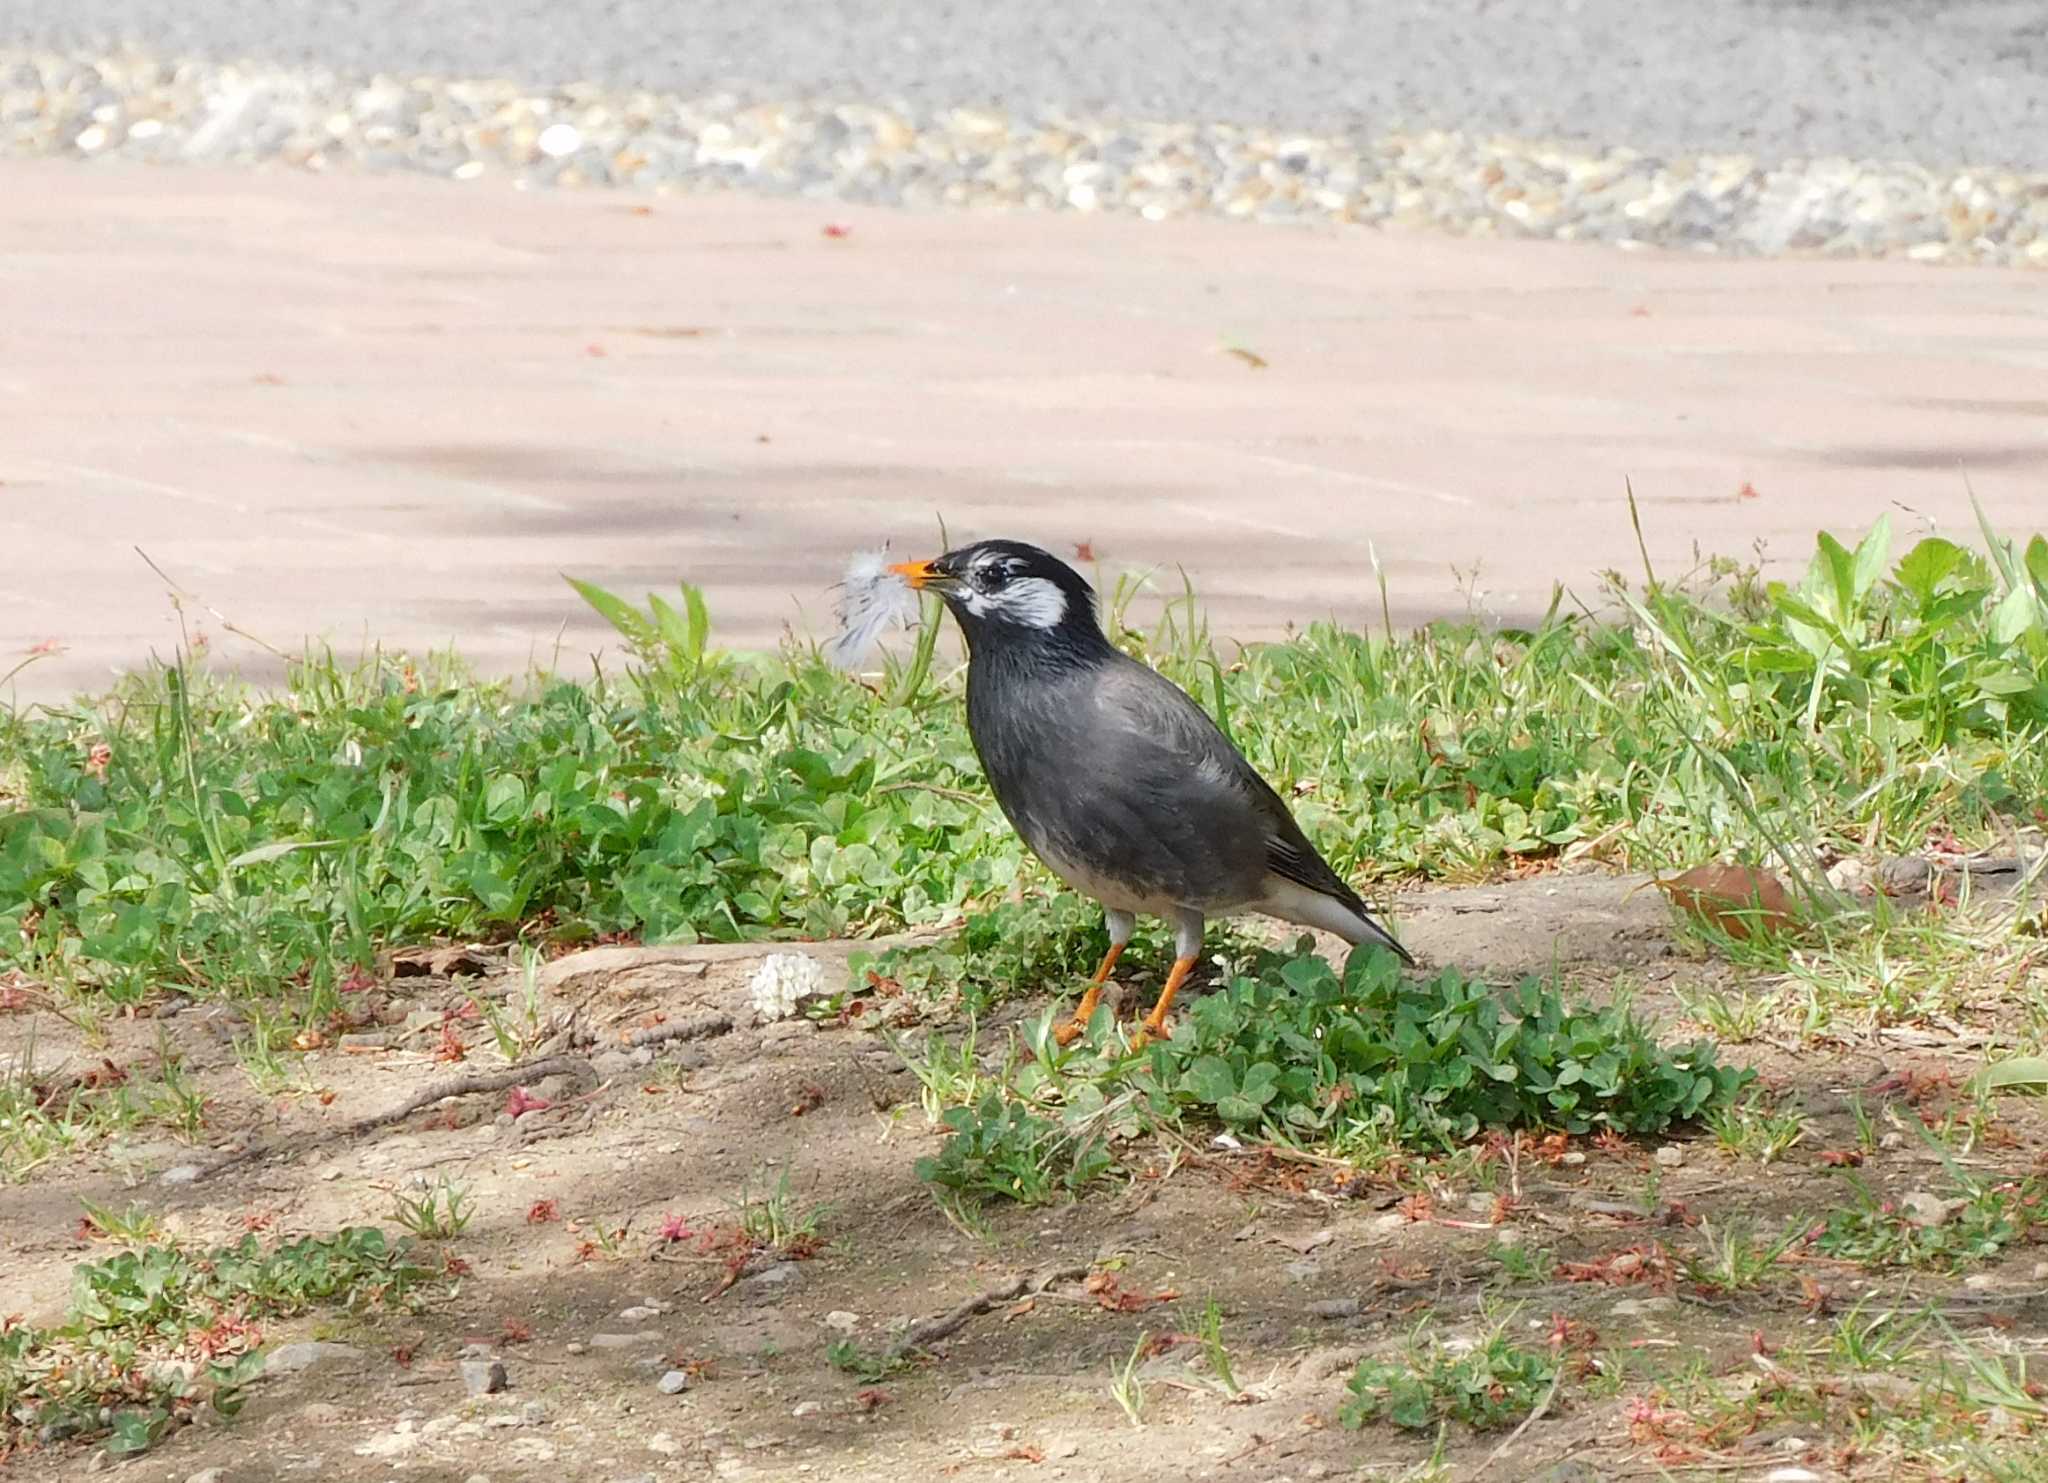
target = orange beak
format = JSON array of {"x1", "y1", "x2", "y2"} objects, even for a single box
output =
[{"x1": 889, "y1": 558, "x2": 945, "y2": 589}]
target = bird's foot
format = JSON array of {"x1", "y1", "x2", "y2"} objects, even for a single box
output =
[
  {"x1": 1128, "y1": 1015, "x2": 1170, "y2": 1052},
  {"x1": 1050, "y1": 983, "x2": 1106, "y2": 1049}
]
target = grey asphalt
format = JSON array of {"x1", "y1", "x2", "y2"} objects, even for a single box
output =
[{"x1": 11, "y1": 0, "x2": 2048, "y2": 170}]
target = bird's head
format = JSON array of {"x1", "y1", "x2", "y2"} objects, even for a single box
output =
[{"x1": 890, "y1": 540, "x2": 1102, "y2": 654}]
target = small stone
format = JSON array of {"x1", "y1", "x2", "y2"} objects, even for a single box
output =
[
  {"x1": 1965, "y1": 1274, "x2": 1998, "y2": 1292},
  {"x1": 187, "y1": 1469, "x2": 228, "y2": 1483},
  {"x1": 1764, "y1": 1470, "x2": 1824, "y2": 1483},
  {"x1": 823, "y1": 1310, "x2": 859, "y2": 1333},
  {"x1": 537, "y1": 123, "x2": 582, "y2": 158},
  {"x1": 1655, "y1": 1144, "x2": 1685, "y2": 1168},
  {"x1": 1610, "y1": 1296, "x2": 1679, "y2": 1318},
  {"x1": 620, "y1": 1305, "x2": 662, "y2": 1322},
  {"x1": 338, "y1": 1031, "x2": 389, "y2": 1051},
  {"x1": 521, "y1": 1400, "x2": 549, "y2": 1425},
  {"x1": 647, "y1": 1432, "x2": 682, "y2": 1456},
  {"x1": 1309, "y1": 1297, "x2": 1362, "y2": 1319},
  {"x1": 1045, "y1": 1434, "x2": 1081, "y2": 1460},
  {"x1": 791, "y1": 1400, "x2": 822, "y2": 1417},
  {"x1": 590, "y1": 1331, "x2": 665, "y2": 1349},
  {"x1": 265, "y1": 1340, "x2": 367, "y2": 1375},
  {"x1": 1560, "y1": 1151, "x2": 1588, "y2": 1166},
  {"x1": 657, "y1": 1369, "x2": 692, "y2": 1394},
  {"x1": 159, "y1": 1164, "x2": 202, "y2": 1185},
  {"x1": 461, "y1": 1358, "x2": 509, "y2": 1395}
]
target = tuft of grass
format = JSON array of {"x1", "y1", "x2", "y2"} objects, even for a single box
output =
[
  {"x1": 0, "y1": 1039, "x2": 210, "y2": 1182},
  {"x1": 734, "y1": 1169, "x2": 828, "y2": 1251},
  {"x1": 1, "y1": 1226, "x2": 430, "y2": 1457},
  {"x1": 1816, "y1": 1169, "x2": 2045, "y2": 1270},
  {"x1": 391, "y1": 1176, "x2": 473, "y2": 1241},
  {"x1": 1704, "y1": 1091, "x2": 1807, "y2": 1164},
  {"x1": 1196, "y1": 1298, "x2": 1241, "y2": 1399},
  {"x1": 914, "y1": 1092, "x2": 1116, "y2": 1206},
  {"x1": 1340, "y1": 1319, "x2": 1558, "y2": 1432},
  {"x1": 1680, "y1": 1218, "x2": 1807, "y2": 1295},
  {"x1": 1109, "y1": 1332, "x2": 1149, "y2": 1427}
]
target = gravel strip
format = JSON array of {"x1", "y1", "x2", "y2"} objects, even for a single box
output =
[{"x1": 6, "y1": 47, "x2": 2047, "y2": 267}]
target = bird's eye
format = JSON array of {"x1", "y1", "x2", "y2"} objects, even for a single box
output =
[{"x1": 971, "y1": 564, "x2": 1006, "y2": 593}]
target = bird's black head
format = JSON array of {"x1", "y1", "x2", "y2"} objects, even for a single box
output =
[{"x1": 891, "y1": 540, "x2": 1105, "y2": 657}]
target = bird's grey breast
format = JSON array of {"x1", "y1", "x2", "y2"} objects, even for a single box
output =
[{"x1": 966, "y1": 652, "x2": 1269, "y2": 913}]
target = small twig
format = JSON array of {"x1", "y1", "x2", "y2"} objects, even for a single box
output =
[
  {"x1": 193, "y1": 1054, "x2": 596, "y2": 1181},
  {"x1": 873, "y1": 780, "x2": 984, "y2": 806},
  {"x1": 1470, "y1": 1365, "x2": 1565, "y2": 1476},
  {"x1": 625, "y1": 1011, "x2": 735, "y2": 1049},
  {"x1": 887, "y1": 1263, "x2": 1090, "y2": 1361}
]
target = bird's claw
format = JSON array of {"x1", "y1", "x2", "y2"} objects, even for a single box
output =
[{"x1": 1050, "y1": 1018, "x2": 1088, "y2": 1048}]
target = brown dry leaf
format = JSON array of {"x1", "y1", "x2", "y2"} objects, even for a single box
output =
[
  {"x1": 1654, "y1": 864, "x2": 1798, "y2": 940},
  {"x1": 1223, "y1": 345, "x2": 1269, "y2": 370},
  {"x1": 1004, "y1": 1298, "x2": 1036, "y2": 1322}
]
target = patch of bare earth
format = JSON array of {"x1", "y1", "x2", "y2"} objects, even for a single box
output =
[{"x1": 4, "y1": 870, "x2": 2043, "y2": 1482}]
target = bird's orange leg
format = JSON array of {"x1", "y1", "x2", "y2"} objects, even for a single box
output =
[
  {"x1": 1051, "y1": 940, "x2": 1126, "y2": 1046},
  {"x1": 1132, "y1": 953, "x2": 1200, "y2": 1047}
]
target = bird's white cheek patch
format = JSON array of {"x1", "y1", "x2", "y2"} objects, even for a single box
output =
[{"x1": 998, "y1": 577, "x2": 1067, "y2": 628}]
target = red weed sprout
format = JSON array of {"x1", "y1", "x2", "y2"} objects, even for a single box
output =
[
  {"x1": 526, "y1": 1199, "x2": 560, "y2": 1224},
  {"x1": 658, "y1": 1212, "x2": 695, "y2": 1244},
  {"x1": 504, "y1": 1086, "x2": 552, "y2": 1119}
]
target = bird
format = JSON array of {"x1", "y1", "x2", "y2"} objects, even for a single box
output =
[{"x1": 889, "y1": 539, "x2": 1412, "y2": 1045}]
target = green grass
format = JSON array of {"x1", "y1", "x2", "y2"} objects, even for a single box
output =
[
  {"x1": 3, "y1": 514, "x2": 2046, "y2": 1025},
  {"x1": 1, "y1": 1226, "x2": 431, "y2": 1458},
  {"x1": 1340, "y1": 1318, "x2": 1559, "y2": 1431}
]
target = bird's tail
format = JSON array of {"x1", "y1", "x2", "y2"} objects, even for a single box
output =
[
  {"x1": 1340, "y1": 899, "x2": 1415, "y2": 967},
  {"x1": 1260, "y1": 875, "x2": 1416, "y2": 966}
]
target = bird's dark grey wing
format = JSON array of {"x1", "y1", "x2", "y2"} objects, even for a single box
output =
[
  {"x1": 1081, "y1": 659, "x2": 1336, "y2": 898},
  {"x1": 1090, "y1": 661, "x2": 1413, "y2": 961}
]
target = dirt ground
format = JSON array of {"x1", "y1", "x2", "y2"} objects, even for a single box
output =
[{"x1": 4, "y1": 871, "x2": 2041, "y2": 1483}]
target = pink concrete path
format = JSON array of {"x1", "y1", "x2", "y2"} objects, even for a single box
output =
[{"x1": 4, "y1": 157, "x2": 2046, "y2": 702}]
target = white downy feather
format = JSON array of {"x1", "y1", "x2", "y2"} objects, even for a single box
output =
[{"x1": 825, "y1": 546, "x2": 923, "y2": 670}]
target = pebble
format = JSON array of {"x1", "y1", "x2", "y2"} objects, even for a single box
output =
[
  {"x1": 1309, "y1": 1297, "x2": 1363, "y2": 1319},
  {"x1": 619, "y1": 1305, "x2": 663, "y2": 1321},
  {"x1": 187, "y1": 1470, "x2": 228, "y2": 1483},
  {"x1": 590, "y1": 1331, "x2": 666, "y2": 1349},
  {"x1": 2, "y1": 45, "x2": 2042, "y2": 266},
  {"x1": 461, "y1": 1357, "x2": 510, "y2": 1395},
  {"x1": 822, "y1": 1310, "x2": 860, "y2": 1333},
  {"x1": 264, "y1": 1340, "x2": 367, "y2": 1375},
  {"x1": 657, "y1": 1368, "x2": 692, "y2": 1394},
  {"x1": 1655, "y1": 1144, "x2": 1685, "y2": 1168},
  {"x1": 791, "y1": 1400, "x2": 822, "y2": 1417},
  {"x1": 159, "y1": 1163, "x2": 203, "y2": 1185},
  {"x1": 647, "y1": 1433, "x2": 682, "y2": 1456}
]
